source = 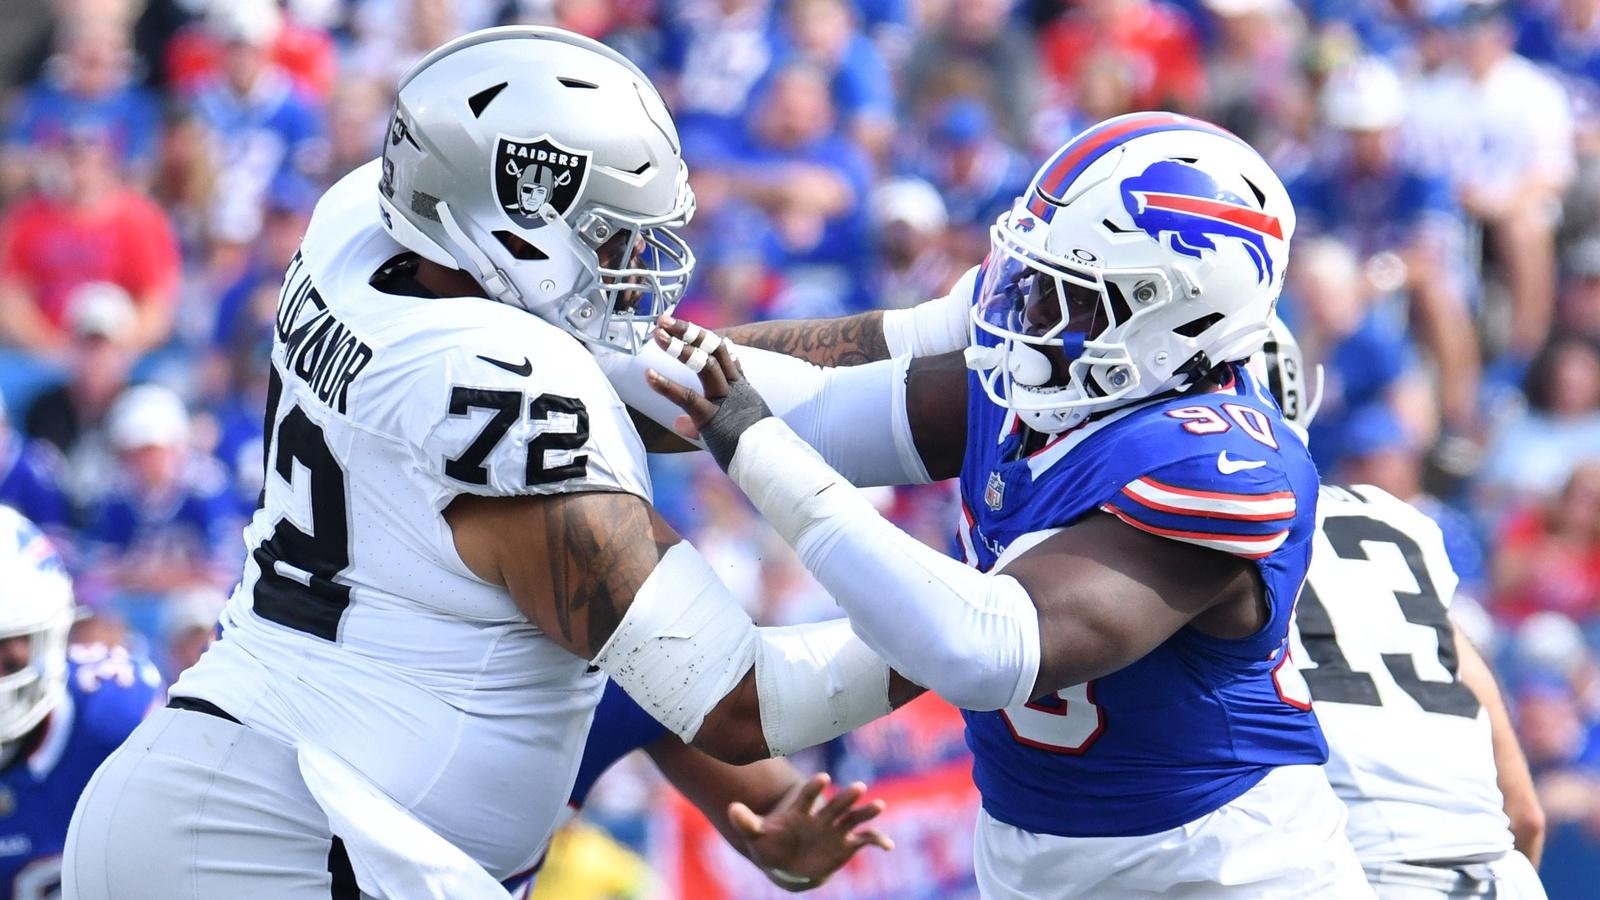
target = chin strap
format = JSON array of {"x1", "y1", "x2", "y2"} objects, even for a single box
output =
[{"x1": 435, "y1": 202, "x2": 518, "y2": 302}]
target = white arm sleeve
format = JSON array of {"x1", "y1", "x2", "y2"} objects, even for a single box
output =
[
  {"x1": 596, "y1": 341, "x2": 931, "y2": 486},
  {"x1": 728, "y1": 418, "x2": 1041, "y2": 711},
  {"x1": 592, "y1": 541, "x2": 891, "y2": 753},
  {"x1": 880, "y1": 265, "x2": 977, "y2": 359}
]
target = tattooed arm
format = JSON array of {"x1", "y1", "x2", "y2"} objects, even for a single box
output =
[
  {"x1": 445, "y1": 490, "x2": 922, "y2": 764},
  {"x1": 719, "y1": 312, "x2": 891, "y2": 368},
  {"x1": 717, "y1": 265, "x2": 977, "y2": 368}
]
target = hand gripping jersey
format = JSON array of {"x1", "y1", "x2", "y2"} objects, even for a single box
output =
[
  {"x1": 957, "y1": 348, "x2": 1325, "y2": 837},
  {"x1": 170, "y1": 160, "x2": 651, "y2": 879},
  {"x1": 0, "y1": 645, "x2": 160, "y2": 900},
  {"x1": 1291, "y1": 485, "x2": 1511, "y2": 864}
]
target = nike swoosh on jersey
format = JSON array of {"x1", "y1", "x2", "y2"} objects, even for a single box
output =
[
  {"x1": 1216, "y1": 451, "x2": 1266, "y2": 474},
  {"x1": 476, "y1": 354, "x2": 533, "y2": 377}
]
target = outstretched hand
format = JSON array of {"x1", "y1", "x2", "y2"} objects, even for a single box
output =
[
  {"x1": 645, "y1": 314, "x2": 774, "y2": 469},
  {"x1": 729, "y1": 772, "x2": 894, "y2": 892}
]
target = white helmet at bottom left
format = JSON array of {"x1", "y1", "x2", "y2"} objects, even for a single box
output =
[{"x1": 0, "y1": 507, "x2": 74, "y2": 747}]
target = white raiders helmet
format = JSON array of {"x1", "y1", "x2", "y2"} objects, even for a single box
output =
[
  {"x1": 378, "y1": 26, "x2": 695, "y2": 353},
  {"x1": 1250, "y1": 313, "x2": 1323, "y2": 440},
  {"x1": 965, "y1": 112, "x2": 1296, "y2": 433},
  {"x1": 0, "y1": 507, "x2": 74, "y2": 747}
]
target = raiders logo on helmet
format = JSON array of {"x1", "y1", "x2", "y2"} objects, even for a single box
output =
[{"x1": 493, "y1": 134, "x2": 591, "y2": 228}]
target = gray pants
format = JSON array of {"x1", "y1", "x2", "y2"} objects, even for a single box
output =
[
  {"x1": 63, "y1": 707, "x2": 374, "y2": 899},
  {"x1": 1364, "y1": 851, "x2": 1547, "y2": 900}
]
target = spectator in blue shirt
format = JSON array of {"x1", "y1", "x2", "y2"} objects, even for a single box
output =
[
  {"x1": 1515, "y1": 0, "x2": 1600, "y2": 113},
  {"x1": 659, "y1": 0, "x2": 781, "y2": 161},
  {"x1": 716, "y1": 63, "x2": 875, "y2": 316},
  {"x1": 3, "y1": 20, "x2": 162, "y2": 196},
  {"x1": 0, "y1": 394, "x2": 71, "y2": 539},
  {"x1": 900, "y1": 0, "x2": 1039, "y2": 148},
  {"x1": 777, "y1": 0, "x2": 895, "y2": 160},
  {"x1": 1478, "y1": 336, "x2": 1600, "y2": 509},
  {"x1": 187, "y1": 2, "x2": 325, "y2": 268},
  {"x1": 1290, "y1": 57, "x2": 1480, "y2": 431},
  {"x1": 1280, "y1": 236, "x2": 1428, "y2": 475},
  {"x1": 904, "y1": 97, "x2": 1032, "y2": 258},
  {"x1": 83, "y1": 385, "x2": 239, "y2": 608}
]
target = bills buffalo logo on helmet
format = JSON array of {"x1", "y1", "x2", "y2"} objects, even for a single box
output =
[
  {"x1": 1119, "y1": 160, "x2": 1282, "y2": 284},
  {"x1": 494, "y1": 135, "x2": 591, "y2": 228}
]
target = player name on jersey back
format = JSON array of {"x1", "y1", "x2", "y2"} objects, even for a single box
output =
[{"x1": 275, "y1": 253, "x2": 373, "y2": 415}]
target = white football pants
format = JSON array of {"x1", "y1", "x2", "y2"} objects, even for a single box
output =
[
  {"x1": 973, "y1": 763, "x2": 1376, "y2": 898},
  {"x1": 1363, "y1": 851, "x2": 1547, "y2": 899},
  {"x1": 63, "y1": 707, "x2": 374, "y2": 899}
]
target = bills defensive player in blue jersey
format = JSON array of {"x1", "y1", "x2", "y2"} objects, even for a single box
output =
[
  {"x1": 0, "y1": 507, "x2": 159, "y2": 900},
  {"x1": 504, "y1": 678, "x2": 892, "y2": 897},
  {"x1": 637, "y1": 112, "x2": 1372, "y2": 896}
]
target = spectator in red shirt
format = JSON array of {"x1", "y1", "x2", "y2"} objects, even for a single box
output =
[
  {"x1": 1038, "y1": 0, "x2": 1207, "y2": 114},
  {"x1": 1493, "y1": 463, "x2": 1600, "y2": 624},
  {"x1": 0, "y1": 127, "x2": 180, "y2": 354},
  {"x1": 162, "y1": 0, "x2": 336, "y2": 101}
]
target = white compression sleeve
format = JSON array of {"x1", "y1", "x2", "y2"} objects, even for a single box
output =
[
  {"x1": 592, "y1": 542, "x2": 891, "y2": 751},
  {"x1": 596, "y1": 341, "x2": 931, "y2": 486},
  {"x1": 880, "y1": 265, "x2": 977, "y2": 359},
  {"x1": 728, "y1": 418, "x2": 1041, "y2": 712},
  {"x1": 755, "y1": 618, "x2": 892, "y2": 757}
]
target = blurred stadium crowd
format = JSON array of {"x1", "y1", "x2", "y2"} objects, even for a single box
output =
[{"x1": 1, "y1": 0, "x2": 1599, "y2": 895}]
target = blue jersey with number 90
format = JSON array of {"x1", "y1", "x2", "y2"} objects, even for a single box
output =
[{"x1": 956, "y1": 358, "x2": 1325, "y2": 838}]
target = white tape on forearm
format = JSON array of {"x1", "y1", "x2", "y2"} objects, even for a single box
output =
[
  {"x1": 755, "y1": 618, "x2": 892, "y2": 757},
  {"x1": 592, "y1": 542, "x2": 759, "y2": 742},
  {"x1": 730, "y1": 418, "x2": 1040, "y2": 711},
  {"x1": 591, "y1": 541, "x2": 893, "y2": 752}
]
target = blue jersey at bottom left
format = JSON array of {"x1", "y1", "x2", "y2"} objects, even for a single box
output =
[{"x1": 0, "y1": 646, "x2": 160, "y2": 900}]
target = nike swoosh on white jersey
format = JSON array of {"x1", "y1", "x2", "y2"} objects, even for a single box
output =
[{"x1": 1217, "y1": 451, "x2": 1267, "y2": 474}]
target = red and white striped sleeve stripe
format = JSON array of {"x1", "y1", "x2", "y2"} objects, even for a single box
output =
[
  {"x1": 1119, "y1": 476, "x2": 1297, "y2": 522},
  {"x1": 1099, "y1": 502, "x2": 1292, "y2": 559}
]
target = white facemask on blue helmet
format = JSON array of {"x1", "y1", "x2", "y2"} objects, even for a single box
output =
[
  {"x1": 0, "y1": 508, "x2": 74, "y2": 749},
  {"x1": 965, "y1": 112, "x2": 1297, "y2": 434}
]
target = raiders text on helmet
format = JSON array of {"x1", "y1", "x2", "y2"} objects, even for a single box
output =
[{"x1": 378, "y1": 26, "x2": 696, "y2": 352}]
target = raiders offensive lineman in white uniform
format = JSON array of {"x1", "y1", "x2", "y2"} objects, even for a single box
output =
[
  {"x1": 1258, "y1": 327, "x2": 1547, "y2": 899},
  {"x1": 64, "y1": 28, "x2": 907, "y2": 899}
]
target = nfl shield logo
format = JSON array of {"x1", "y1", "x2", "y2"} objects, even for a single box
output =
[
  {"x1": 493, "y1": 134, "x2": 591, "y2": 229},
  {"x1": 984, "y1": 471, "x2": 1006, "y2": 510}
]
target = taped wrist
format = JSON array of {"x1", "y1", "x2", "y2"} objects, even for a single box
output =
[
  {"x1": 699, "y1": 379, "x2": 774, "y2": 470},
  {"x1": 755, "y1": 619, "x2": 892, "y2": 757}
]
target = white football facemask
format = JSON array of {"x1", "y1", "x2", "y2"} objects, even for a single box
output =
[{"x1": 0, "y1": 509, "x2": 74, "y2": 750}]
